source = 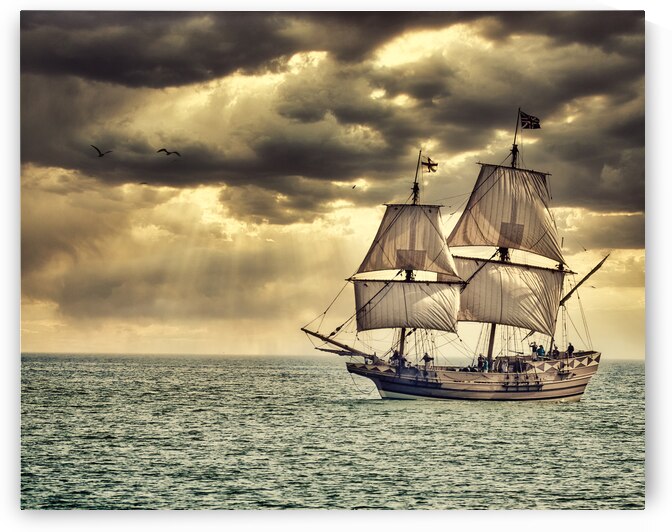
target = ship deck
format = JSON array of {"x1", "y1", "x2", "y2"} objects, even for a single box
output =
[{"x1": 346, "y1": 352, "x2": 601, "y2": 401}]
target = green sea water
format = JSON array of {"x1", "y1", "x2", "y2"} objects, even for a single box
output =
[{"x1": 21, "y1": 354, "x2": 644, "y2": 509}]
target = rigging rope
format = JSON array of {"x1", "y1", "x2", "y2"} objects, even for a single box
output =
[
  {"x1": 576, "y1": 290, "x2": 593, "y2": 348},
  {"x1": 302, "y1": 279, "x2": 350, "y2": 331},
  {"x1": 566, "y1": 312, "x2": 588, "y2": 348}
]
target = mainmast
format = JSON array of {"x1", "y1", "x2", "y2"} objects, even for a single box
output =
[
  {"x1": 511, "y1": 107, "x2": 521, "y2": 170},
  {"x1": 485, "y1": 111, "x2": 521, "y2": 367}
]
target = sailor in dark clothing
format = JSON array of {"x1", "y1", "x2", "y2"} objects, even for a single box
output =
[
  {"x1": 391, "y1": 350, "x2": 407, "y2": 375},
  {"x1": 552, "y1": 345, "x2": 560, "y2": 359},
  {"x1": 477, "y1": 354, "x2": 484, "y2": 371},
  {"x1": 390, "y1": 350, "x2": 400, "y2": 366},
  {"x1": 421, "y1": 352, "x2": 434, "y2": 372},
  {"x1": 567, "y1": 343, "x2": 575, "y2": 357}
]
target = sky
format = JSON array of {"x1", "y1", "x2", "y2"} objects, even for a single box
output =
[{"x1": 19, "y1": 9, "x2": 646, "y2": 358}]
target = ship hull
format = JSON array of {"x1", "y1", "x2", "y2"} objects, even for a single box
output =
[{"x1": 347, "y1": 352, "x2": 600, "y2": 402}]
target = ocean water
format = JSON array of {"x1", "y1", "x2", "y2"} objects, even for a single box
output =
[{"x1": 21, "y1": 354, "x2": 644, "y2": 510}]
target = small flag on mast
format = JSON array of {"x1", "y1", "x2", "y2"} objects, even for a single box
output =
[
  {"x1": 520, "y1": 111, "x2": 541, "y2": 129},
  {"x1": 421, "y1": 156, "x2": 438, "y2": 172}
]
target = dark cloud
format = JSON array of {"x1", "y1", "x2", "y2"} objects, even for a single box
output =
[
  {"x1": 370, "y1": 57, "x2": 456, "y2": 103},
  {"x1": 477, "y1": 11, "x2": 644, "y2": 53},
  {"x1": 21, "y1": 12, "x2": 300, "y2": 88},
  {"x1": 21, "y1": 11, "x2": 644, "y2": 89},
  {"x1": 556, "y1": 212, "x2": 645, "y2": 254},
  {"x1": 20, "y1": 11, "x2": 471, "y2": 88},
  {"x1": 20, "y1": 11, "x2": 644, "y2": 224},
  {"x1": 19, "y1": 11, "x2": 646, "y2": 356},
  {"x1": 294, "y1": 12, "x2": 483, "y2": 63}
]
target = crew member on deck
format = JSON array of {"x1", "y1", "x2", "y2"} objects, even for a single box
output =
[
  {"x1": 536, "y1": 345, "x2": 546, "y2": 360},
  {"x1": 421, "y1": 352, "x2": 434, "y2": 372},
  {"x1": 500, "y1": 359, "x2": 509, "y2": 373},
  {"x1": 477, "y1": 354, "x2": 484, "y2": 371},
  {"x1": 390, "y1": 350, "x2": 400, "y2": 366},
  {"x1": 567, "y1": 343, "x2": 575, "y2": 357}
]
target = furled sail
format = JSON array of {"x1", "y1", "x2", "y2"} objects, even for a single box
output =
[
  {"x1": 354, "y1": 280, "x2": 460, "y2": 333},
  {"x1": 446, "y1": 164, "x2": 564, "y2": 264},
  {"x1": 357, "y1": 204, "x2": 461, "y2": 281},
  {"x1": 447, "y1": 256, "x2": 565, "y2": 336}
]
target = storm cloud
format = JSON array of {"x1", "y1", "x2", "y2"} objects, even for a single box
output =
[
  {"x1": 20, "y1": 11, "x2": 645, "y2": 356},
  {"x1": 21, "y1": 11, "x2": 644, "y2": 218}
]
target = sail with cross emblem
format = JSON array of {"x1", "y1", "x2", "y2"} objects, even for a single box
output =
[
  {"x1": 353, "y1": 203, "x2": 463, "y2": 334},
  {"x1": 444, "y1": 163, "x2": 566, "y2": 336},
  {"x1": 446, "y1": 164, "x2": 564, "y2": 264},
  {"x1": 357, "y1": 204, "x2": 462, "y2": 280}
]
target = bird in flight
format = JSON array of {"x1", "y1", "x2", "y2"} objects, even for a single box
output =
[
  {"x1": 352, "y1": 185, "x2": 357, "y2": 189},
  {"x1": 157, "y1": 148, "x2": 181, "y2": 157},
  {"x1": 90, "y1": 145, "x2": 112, "y2": 157}
]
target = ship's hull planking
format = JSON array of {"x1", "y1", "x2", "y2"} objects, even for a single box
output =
[{"x1": 347, "y1": 352, "x2": 600, "y2": 402}]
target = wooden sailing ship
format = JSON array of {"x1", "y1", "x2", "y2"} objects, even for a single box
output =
[{"x1": 302, "y1": 110, "x2": 606, "y2": 401}]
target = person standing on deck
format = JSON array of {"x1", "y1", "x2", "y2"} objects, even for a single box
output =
[
  {"x1": 536, "y1": 345, "x2": 546, "y2": 360},
  {"x1": 421, "y1": 352, "x2": 434, "y2": 371},
  {"x1": 482, "y1": 358, "x2": 489, "y2": 373},
  {"x1": 390, "y1": 350, "x2": 400, "y2": 365},
  {"x1": 477, "y1": 354, "x2": 484, "y2": 371},
  {"x1": 567, "y1": 343, "x2": 575, "y2": 357}
]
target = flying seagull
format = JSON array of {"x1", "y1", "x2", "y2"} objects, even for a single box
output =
[
  {"x1": 90, "y1": 145, "x2": 112, "y2": 157},
  {"x1": 157, "y1": 148, "x2": 181, "y2": 156}
]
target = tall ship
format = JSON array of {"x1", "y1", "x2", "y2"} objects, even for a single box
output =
[{"x1": 302, "y1": 110, "x2": 607, "y2": 401}]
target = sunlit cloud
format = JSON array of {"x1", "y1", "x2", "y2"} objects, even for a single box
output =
[{"x1": 20, "y1": 12, "x2": 644, "y2": 358}]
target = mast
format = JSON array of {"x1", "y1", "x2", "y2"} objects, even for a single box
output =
[
  {"x1": 487, "y1": 109, "x2": 519, "y2": 366},
  {"x1": 400, "y1": 150, "x2": 422, "y2": 357},
  {"x1": 412, "y1": 149, "x2": 422, "y2": 205},
  {"x1": 511, "y1": 107, "x2": 520, "y2": 169},
  {"x1": 486, "y1": 245, "x2": 512, "y2": 366},
  {"x1": 486, "y1": 323, "x2": 497, "y2": 369}
]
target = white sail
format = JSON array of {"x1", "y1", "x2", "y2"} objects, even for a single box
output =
[
  {"x1": 449, "y1": 256, "x2": 565, "y2": 336},
  {"x1": 354, "y1": 280, "x2": 460, "y2": 333},
  {"x1": 446, "y1": 164, "x2": 564, "y2": 264},
  {"x1": 357, "y1": 204, "x2": 461, "y2": 280}
]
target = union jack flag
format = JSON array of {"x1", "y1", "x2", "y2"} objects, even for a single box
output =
[{"x1": 520, "y1": 111, "x2": 541, "y2": 129}]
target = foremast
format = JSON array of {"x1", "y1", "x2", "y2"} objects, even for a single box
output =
[
  {"x1": 398, "y1": 150, "x2": 423, "y2": 359},
  {"x1": 304, "y1": 149, "x2": 463, "y2": 362}
]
